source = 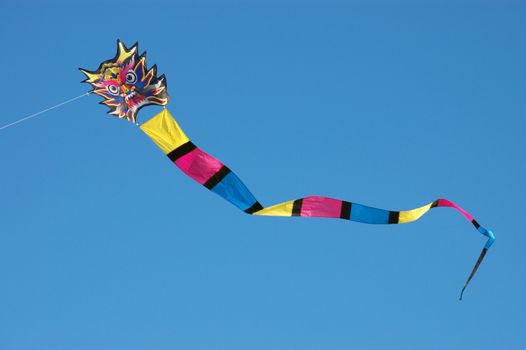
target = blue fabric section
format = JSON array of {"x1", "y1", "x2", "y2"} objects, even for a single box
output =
[
  {"x1": 211, "y1": 171, "x2": 258, "y2": 211},
  {"x1": 350, "y1": 203, "x2": 390, "y2": 224},
  {"x1": 479, "y1": 227, "x2": 496, "y2": 248}
]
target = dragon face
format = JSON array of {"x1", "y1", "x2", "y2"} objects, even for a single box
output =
[{"x1": 80, "y1": 40, "x2": 169, "y2": 124}]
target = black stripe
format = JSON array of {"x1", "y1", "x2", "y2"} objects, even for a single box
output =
[
  {"x1": 388, "y1": 211, "x2": 400, "y2": 224},
  {"x1": 245, "y1": 201, "x2": 264, "y2": 214},
  {"x1": 431, "y1": 200, "x2": 439, "y2": 208},
  {"x1": 203, "y1": 165, "x2": 231, "y2": 190},
  {"x1": 167, "y1": 141, "x2": 196, "y2": 162},
  {"x1": 292, "y1": 199, "x2": 303, "y2": 216},
  {"x1": 340, "y1": 201, "x2": 351, "y2": 220},
  {"x1": 459, "y1": 247, "x2": 488, "y2": 300},
  {"x1": 471, "y1": 219, "x2": 481, "y2": 229}
]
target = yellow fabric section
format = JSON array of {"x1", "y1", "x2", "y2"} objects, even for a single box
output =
[
  {"x1": 140, "y1": 109, "x2": 189, "y2": 154},
  {"x1": 398, "y1": 203, "x2": 433, "y2": 224},
  {"x1": 253, "y1": 200, "x2": 295, "y2": 217}
]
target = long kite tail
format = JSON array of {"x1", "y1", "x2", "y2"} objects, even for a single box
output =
[{"x1": 140, "y1": 109, "x2": 495, "y2": 297}]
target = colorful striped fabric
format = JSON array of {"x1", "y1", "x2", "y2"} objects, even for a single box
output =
[{"x1": 140, "y1": 109, "x2": 495, "y2": 299}]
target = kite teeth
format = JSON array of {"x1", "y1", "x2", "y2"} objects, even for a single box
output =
[{"x1": 125, "y1": 91, "x2": 137, "y2": 102}]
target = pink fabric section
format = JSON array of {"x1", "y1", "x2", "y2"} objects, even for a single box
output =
[
  {"x1": 300, "y1": 196, "x2": 343, "y2": 218},
  {"x1": 437, "y1": 198, "x2": 474, "y2": 222},
  {"x1": 174, "y1": 148, "x2": 224, "y2": 185}
]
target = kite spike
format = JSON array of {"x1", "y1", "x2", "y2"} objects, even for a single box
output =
[{"x1": 459, "y1": 247, "x2": 489, "y2": 300}]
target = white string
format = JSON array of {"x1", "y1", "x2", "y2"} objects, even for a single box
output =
[{"x1": 0, "y1": 92, "x2": 91, "y2": 131}]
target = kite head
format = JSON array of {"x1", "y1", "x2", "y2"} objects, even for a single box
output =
[{"x1": 80, "y1": 40, "x2": 169, "y2": 124}]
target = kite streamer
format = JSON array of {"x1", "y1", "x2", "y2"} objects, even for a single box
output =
[
  {"x1": 140, "y1": 109, "x2": 495, "y2": 299},
  {"x1": 80, "y1": 40, "x2": 495, "y2": 299}
]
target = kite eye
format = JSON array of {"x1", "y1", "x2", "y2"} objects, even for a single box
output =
[
  {"x1": 106, "y1": 84, "x2": 120, "y2": 95},
  {"x1": 125, "y1": 71, "x2": 137, "y2": 84}
]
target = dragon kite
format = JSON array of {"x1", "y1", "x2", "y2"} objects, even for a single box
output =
[{"x1": 80, "y1": 40, "x2": 495, "y2": 299}]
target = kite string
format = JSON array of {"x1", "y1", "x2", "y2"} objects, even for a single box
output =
[{"x1": 0, "y1": 92, "x2": 91, "y2": 131}]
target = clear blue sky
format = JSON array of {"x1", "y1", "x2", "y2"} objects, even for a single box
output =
[{"x1": 0, "y1": 0, "x2": 525, "y2": 349}]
